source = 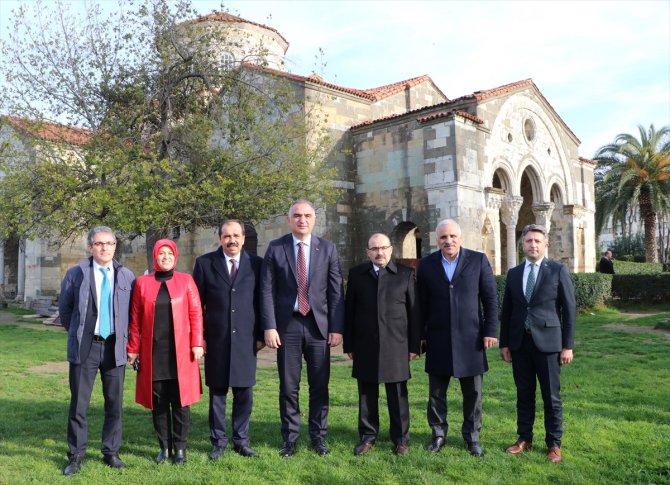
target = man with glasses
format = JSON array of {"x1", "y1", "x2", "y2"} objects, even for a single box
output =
[
  {"x1": 59, "y1": 226, "x2": 135, "y2": 475},
  {"x1": 343, "y1": 233, "x2": 421, "y2": 456},
  {"x1": 500, "y1": 224, "x2": 575, "y2": 463},
  {"x1": 417, "y1": 219, "x2": 498, "y2": 457}
]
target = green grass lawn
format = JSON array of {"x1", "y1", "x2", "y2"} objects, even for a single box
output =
[{"x1": 1, "y1": 307, "x2": 669, "y2": 484}]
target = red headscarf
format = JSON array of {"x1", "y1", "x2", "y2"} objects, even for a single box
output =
[{"x1": 153, "y1": 239, "x2": 178, "y2": 271}]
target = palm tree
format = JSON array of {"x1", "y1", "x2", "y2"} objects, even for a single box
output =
[{"x1": 594, "y1": 124, "x2": 670, "y2": 263}]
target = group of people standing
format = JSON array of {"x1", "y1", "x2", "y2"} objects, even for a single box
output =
[{"x1": 59, "y1": 199, "x2": 575, "y2": 476}]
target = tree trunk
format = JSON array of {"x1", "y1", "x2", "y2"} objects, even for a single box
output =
[{"x1": 639, "y1": 188, "x2": 658, "y2": 262}]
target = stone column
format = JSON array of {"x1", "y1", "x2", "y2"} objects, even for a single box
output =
[
  {"x1": 17, "y1": 238, "x2": 26, "y2": 301},
  {"x1": 532, "y1": 202, "x2": 555, "y2": 232},
  {"x1": 500, "y1": 196, "x2": 524, "y2": 270},
  {"x1": 485, "y1": 190, "x2": 504, "y2": 274}
]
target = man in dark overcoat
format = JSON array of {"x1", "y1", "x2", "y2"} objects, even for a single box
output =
[
  {"x1": 417, "y1": 219, "x2": 498, "y2": 457},
  {"x1": 344, "y1": 233, "x2": 421, "y2": 456},
  {"x1": 193, "y1": 220, "x2": 264, "y2": 459}
]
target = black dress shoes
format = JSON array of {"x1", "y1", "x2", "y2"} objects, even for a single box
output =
[
  {"x1": 155, "y1": 449, "x2": 170, "y2": 464},
  {"x1": 311, "y1": 437, "x2": 329, "y2": 456},
  {"x1": 173, "y1": 449, "x2": 186, "y2": 465},
  {"x1": 234, "y1": 445, "x2": 257, "y2": 457},
  {"x1": 209, "y1": 445, "x2": 225, "y2": 460},
  {"x1": 279, "y1": 441, "x2": 296, "y2": 457},
  {"x1": 354, "y1": 440, "x2": 375, "y2": 456},
  {"x1": 467, "y1": 442, "x2": 485, "y2": 457},
  {"x1": 63, "y1": 455, "x2": 83, "y2": 476},
  {"x1": 426, "y1": 436, "x2": 446, "y2": 453},
  {"x1": 102, "y1": 453, "x2": 126, "y2": 469}
]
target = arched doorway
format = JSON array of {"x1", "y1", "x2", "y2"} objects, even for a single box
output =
[
  {"x1": 392, "y1": 221, "x2": 421, "y2": 270},
  {"x1": 517, "y1": 168, "x2": 541, "y2": 261}
]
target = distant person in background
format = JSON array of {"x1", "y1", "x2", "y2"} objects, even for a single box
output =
[
  {"x1": 127, "y1": 239, "x2": 204, "y2": 465},
  {"x1": 598, "y1": 250, "x2": 615, "y2": 274}
]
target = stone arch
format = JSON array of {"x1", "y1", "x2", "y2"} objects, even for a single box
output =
[
  {"x1": 516, "y1": 158, "x2": 545, "y2": 202},
  {"x1": 491, "y1": 162, "x2": 514, "y2": 194},
  {"x1": 391, "y1": 221, "x2": 422, "y2": 261},
  {"x1": 243, "y1": 223, "x2": 258, "y2": 255}
]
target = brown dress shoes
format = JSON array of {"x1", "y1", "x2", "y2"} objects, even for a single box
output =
[
  {"x1": 393, "y1": 443, "x2": 409, "y2": 455},
  {"x1": 506, "y1": 439, "x2": 532, "y2": 454},
  {"x1": 547, "y1": 446, "x2": 562, "y2": 463}
]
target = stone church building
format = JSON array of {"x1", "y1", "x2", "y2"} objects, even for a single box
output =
[{"x1": 0, "y1": 12, "x2": 596, "y2": 303}]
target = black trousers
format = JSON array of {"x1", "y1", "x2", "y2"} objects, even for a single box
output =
[
  {"x1": 67, "y1": 336, "x2": 124, "y2": 458},
  {"x1": 209, "y1": 386, "x2": 253, "y2": 448},
  {"x1": 427, "y1": 373, "x2": 483, "y2": 445},
  {"x1": 511, "y1": 332, "x2": 563, "y2": 447},
  {"x1": 358, "y1": 380, "x2": 410, "y2": 445},
  {"x1": 152, "y1": 379, "x2": 190, "y2": 451},
  {"x1": 277, "y1": 312, "x2": 330, "y2": 442}
]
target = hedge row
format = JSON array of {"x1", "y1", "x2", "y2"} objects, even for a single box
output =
[
  {"x1": 494, "y1": 273, "x2": 612, "y2": 312},
  {"x1": 613, "y1": 260, "x2": 664, "y2": 274},
  {"x1": 494, "y1": 271, "x2": 670, "y2": 310}
]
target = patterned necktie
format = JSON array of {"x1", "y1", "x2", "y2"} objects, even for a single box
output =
[
  {"x1": 99, "y1": 267, "x2": 111, "y2": 339},
  {"x1": 525, "y1": 263, "x2": 536, "y2": 302},
  {"x1": 297, "y1": 242, "x2": 310, "y2": 316},
  {"x1": 524, "y1": 263, "x2": 536, "y2": 331},
  {"x1": 230, "y1": 259, "x2": 238, "y2": 281}
]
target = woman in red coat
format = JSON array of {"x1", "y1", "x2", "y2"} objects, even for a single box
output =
[{"x1": 127, "y1": 239, "x2": 204, "y2": 465}]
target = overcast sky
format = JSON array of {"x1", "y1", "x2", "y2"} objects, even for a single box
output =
[{"x1": 1, "y1": 0, "x2": 668, "y2": 158}]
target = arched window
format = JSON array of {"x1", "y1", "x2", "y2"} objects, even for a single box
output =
[{"x1": 221, "y1": 52, "x2": 235, "y2": 70}]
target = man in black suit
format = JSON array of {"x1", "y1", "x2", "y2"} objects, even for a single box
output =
[
  {"x1": 344, "y1": 233, "x2": 421, "y2": 456},
  {"x1": 260, "y1": 199, "x2": 345, "y2": 457},
  {"x1": 417, "y1": 219, "x2": 498, "y2": 457},
  {"x1": 598, "y1": 249, "x2": 615, "y2": 274},
  {"x1": 193, "y1": 220, "x2": 264, "y2": 460},
  {"x1": 500, "y1": 224, "x2": 575, "y2": 463},
  {"x1": 59, "y1": 226, "x2": 135, "y2": 475}
]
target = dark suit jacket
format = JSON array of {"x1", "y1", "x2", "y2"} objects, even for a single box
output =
[
  {"x1": 343, "y1": 261, "x2": 421, "y2": 383},
  {"x1": 260, "y1": 234, "x2": 345, "y2": 338},
  {"x1": 193, "y1": 248, "x2": 262, "y2": 388},
  {"x1": 500, "y1": 258, "x2": 576, "y2": 353},
  {"x1": 598, "y1": 256, "x2": 615, "y2": 274},
  {"x1": 417, "y1": 248, "x2": 498, "y2": 378}
]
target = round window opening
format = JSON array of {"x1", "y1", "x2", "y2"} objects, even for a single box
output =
[{"x1": 524, "y1": 118, "x2": 535, "y2": 142}]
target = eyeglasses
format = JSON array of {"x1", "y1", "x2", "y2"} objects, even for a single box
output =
[
  {"x1": 367, "y1": 246, "x2": 391, "y2": 252},
  {"x1": 92, "y1": 242, "x2": 116, "y2": 248}
]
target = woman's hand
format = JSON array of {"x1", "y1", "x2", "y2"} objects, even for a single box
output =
[
  {"x1": 128, "y1": 353, "x2": 139, "y2": 365},
  {"x1": 192, "y1": 346, "x2": 204, "y2": 361}
]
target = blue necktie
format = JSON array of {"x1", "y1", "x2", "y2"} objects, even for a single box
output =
[{"x1": 99, "y1": 267, "x2": 111, "y2": 339}]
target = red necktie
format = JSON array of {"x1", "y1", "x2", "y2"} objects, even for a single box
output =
[
  {"x1": 297, "y1": 242, "x2": 310, "y2": 316},
  {"x1": 230, "y1": 259, "x2": 237, "y2": 281}
]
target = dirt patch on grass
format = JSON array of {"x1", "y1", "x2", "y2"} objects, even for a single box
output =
[
  {"x1": 28, "y1": 361, "x2": 69, "y2": 374},
  {"x1": 604, "y1": 323, "x2": 670, "y2": 340}
]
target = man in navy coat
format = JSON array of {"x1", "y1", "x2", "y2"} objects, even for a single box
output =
[
  {"x1": 193, "y1": 220, "x2": 264, "y2": 459},
  {"x1": 260, "y1": 199, "x2": 345, "y2": 457},
  {"x1": 417, "y1": 219, "x2": 498, "y2": 457},
  {"x1": 500, "y1": 224, "x2": 575, "y2": 463}
]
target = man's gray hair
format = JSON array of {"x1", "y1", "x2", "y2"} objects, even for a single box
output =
[
  {"x1": 289, "y1": 199, "x2": 315, "y2": 216},
  {"x1": 435, "y1": 218, "x2": 461, "y2": 235},
  {"x1": 87, "y1": 226, "x2": 116, "y2": 246}
]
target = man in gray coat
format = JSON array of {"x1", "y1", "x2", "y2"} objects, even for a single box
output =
[
  {"x1": 59, "y1": 226, "x2": 135, "y2": 475},
  {"x1": 344, "y1": 233, "x2": 421, "y2": 456}
]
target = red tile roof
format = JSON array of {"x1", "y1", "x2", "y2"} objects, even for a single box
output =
[
  {"x1": 188, "y1": 12, "x2": 289, "y2": 48},
  {"x1": 245, "y1": 63, "x2": 442, "y2": 102},
  {"x1": 579, "y1": 156, "x2": 597, "y2": 165},
  {"x1": 417, "y1": 110, "x2": 484, "y2": 124},
  {"x1": 2, "y1": 116, "x2": 91, "y2": 145}
]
